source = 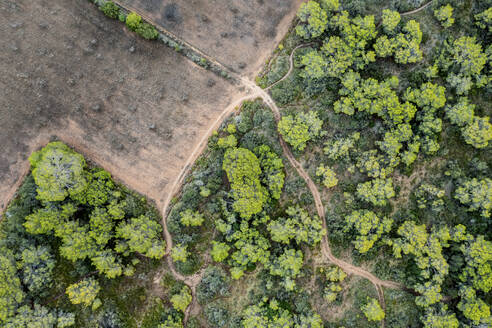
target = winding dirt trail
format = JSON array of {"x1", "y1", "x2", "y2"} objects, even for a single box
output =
[
  {"x1": 239, "y1": 77, "x2": 401, "y2": 318},
  {"x1": 265, "y1": 43, "x2": 315, "y2": 91},
  {"x1": 158, "y1": 39, "x2": 404, "y2": 328},
  {"x1": 148, "y1": 2, "x2": 436, "y2": 324}
]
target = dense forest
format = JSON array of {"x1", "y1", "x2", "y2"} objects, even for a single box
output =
[{"x1": 1, "y1": 0, "x2": 491, "y2": 327}]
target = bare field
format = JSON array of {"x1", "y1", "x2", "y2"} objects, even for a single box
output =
[
  {"x1": 0, "y1": 0, "x2": 240, "y2": 212},
  {"x1": 117, "y1": 0, "x2": 302, "y2": 77}
]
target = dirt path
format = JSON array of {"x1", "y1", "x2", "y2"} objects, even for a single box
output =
[
  {"x1": 159, "y1": 90, "x2": 266, "y2": 324},
  {"x1": 265, "y1": 43, "x2": 315, "y2": 91},
  {"x1": 240, "y1": 77, "x2": 401, "y2": 309},
  {"x1": 156, "y1": 32, "x2": 406, "y2": 328},
  {"x1": 400, "y1": 0, "x2": 434, "y2": 16}
]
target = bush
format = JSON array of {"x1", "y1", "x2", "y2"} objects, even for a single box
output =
[
  {"x1": 205, "y1": 303, "x2": 229, "y2": 327},
  {"x1": 197, "y1": 266, "x2": 230, "y2": 303},
  {"x1": 100, "y1": 1, "x2": 119, "y2": 19},
  {"x1": 136, "y1": 23, "x2": 158, "y2": 40},
  {"x1": 126, "y1": 12, "x2": 142, "y2": 31}
]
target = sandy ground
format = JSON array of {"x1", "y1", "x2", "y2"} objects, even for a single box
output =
[
  {"x1": 0, "y1": 0, "x2": 241, "y2": 212},
  {"x1": 116, "y1": 0, "x2": 303, "y2": 77}
]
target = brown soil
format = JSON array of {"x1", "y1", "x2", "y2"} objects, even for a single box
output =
[
  {"x1": 115, "y1": 0, "x2": 303, "y2": 77},
  {"x1": 0, "y1": 0, "x2": 241, "y2": 213}
]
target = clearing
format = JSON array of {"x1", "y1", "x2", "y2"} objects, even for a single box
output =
[{"x1": 0, "y1": 0, "x2": 245, "y2": 212}]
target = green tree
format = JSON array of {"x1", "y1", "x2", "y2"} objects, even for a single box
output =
[
  {"x1": 217, "y1": 135, "x2": 237, "y2": 148},
  {"x1": 325, "y1": 266, "x2": 347, "y2": 282},
  {"x1": 268, "y1": 206, "x2": 325, "y2": 246},
  {"x1": 91, "y1": 250, "x2": 123, "y2": 279},
  {"x1": 4, "y1": 304, "x2": 58, "y2": 328},
  {"x1": 446, "y1": 73, "x2": 474, "y2": 95},
  {"x1": 85, "y1": 169, "x2": 114, "y2": 207},
  {"x1": 296, "y1": 313, "x2": 323, "y2": 327},
  {"x1": 28, "y1": 142, "x2": 88, "y2": 202},
  {"x1": 278, "y1": 111, "x2": 323, "y2": 151},
  {"x1": 356, "y1": 150, "x2": 398, "y2": 179},
  {"x1": 381, "y1": 9, "x2": 400, "y2": 33},
  {"x1": 335, "y1": 72, "x2": 416, "y2": 124},
  {"x1": 242, "y1": 304, "x2": 269, "y2": 327},
  {"x1": 316, "y1": 164, "x2": 338, "y2": 188},
  {"x1": 457, "y1": 286, "x2": 491, "y2": 325},
  {"x1": 158, "y1": 315, "x2": 183, "y2": 328},
  {"x1": 24, "y1": 203, "x2": 76, "y2": 235},
  {"x1": 268, "y1": 249, "x2": 304, "y2": 291},
  {"x1": 401, "y1": 138, "x2": 421, "y2": 166},
  {"x1": 415, "y1": 183, "x2": 445, "y2": 213},
  {"x1": 374, "y1": 35, "x2": 395, "y2": 57},
  {"x1": 475, "y1": 7, "x2": 492, "y2": 32},
  {"x1": 415, "y1": 281, "x2": 443, "y2": 307},
  {"x1": 356, "y1": 178, "x2": 395, "y2": 206},
  {"x1": 323, "y1": 132, "x2": 360, "y2": 160},
  {"x1": 455, "y1": 178, "x2": 491, "y2": 218},
  {"x1": 254, "y1": 145, "x2": 285, "y2": 200},
  {"x1": 300, "y1": 51, "x2": 327, "y2": 79},
  {"x1": 434, "y1": 5, "x2": 454, "y2": 28},
  {"x1": 405, "y1": 82, "x2": 446, "y2": 110},
  {"x1": 88, "y1": 207, "x2": 113, "y2": 246},
  {"x1": 451, "y1": 36, "x2": 487, "y2": 77},
  {"x1": 324, "y1": 283, "x2": 342, "y2": 303},
  {"x1": 0, "y1": 250, "x2": 24, "y2": 323},
  {"x1": 390, "y1": 221, "x2": 428, "y2": 259},
  {"x1": 461, "y1": 116, "x2": 492, "y2": 149},
  {"x1": 229, "y1": 224, "x2": 271, "y2": 279},
  {"x1": 223, "y1": 148, "x2": 268, "y2": 219},
  {"x1": 227, "y1": 123, "x2": 236, "y2": 134},
  {"x1": 116, "y1": 215, "x2": 166, "y2": 258},
  {"x1": 210, "y1": 241, "x2": 230, "y2": 262},
  {"x1": 296, "y1": 1, "x2": 328, "y2": 39},
  {"x1": 421, "y1": 305, "x2": 459, "y2": 328},
  {"x1": 18, "y1": 246, "x2": 55, "y2": 296},
  {"x1": 66, "y1": 278, "x2": 100, "y2": 307},
  {"x1": 171, "y1": 244, "x2": 189, "y2": 263},
  {"x1": 392, "y1": 20, "x2": 423, "y2": 64},
  {"x1": 58, "y1": 223, "x2": 98, "y2": 262},
  {"x1": 57, "y1": 312, "x2": 76, "y2": 328},
  {"x1": 171, "y1": 286, "x2": 192, "y2": 313},
  {"x1": 320, "y1": 36, "x2": 356, "y2": 78},
  {"x1": 321, "y1": 0, "x2": 339, "y2": 11},
  {"x1": 389, "y1": 222, "x2": 451, "y2": 285},
  {"x1": 445, "y1": 97, "x2": 475, "y2": 127},
  {"x1": 362, "y1": 297, "x2": 385, "y2": 322},
  {"x1": 241, "y1": 302, "x2": 323, "y2": 328},
  {"x1": 344, "y1": 210, "x2": 393, "y2": 253},
  {"x1": 125, "y1": 12, "x2": 142, "y2": 31},
  {"x1": 459, "y1": 235, "x2": 492, "y2": 293},
  {"x1": 180, "y1": 209, "x2": 204, "y2": 227}
]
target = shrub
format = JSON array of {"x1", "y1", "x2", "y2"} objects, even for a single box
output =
[
  {"x1": 126, "y1": 12, "x2": 142, "y2": 31},
  {"x1": 136, "y1": 23, "x2": 159, "y2": 40},
  {"x1": 100, "y1": 1, "x2": 119, "y2": 19},
  {"x1": 362, "y1": 297, "x2": 385, "y2": 322},
  {"x1": 205, "y1": 303, "x2": 229, "y2": 327},
  {"x1": 197, "y1": 266, "x2": 230, "y2": 303},
  {"x1": 170, "y1": 286, "x2": 192, "y2": 313}
]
